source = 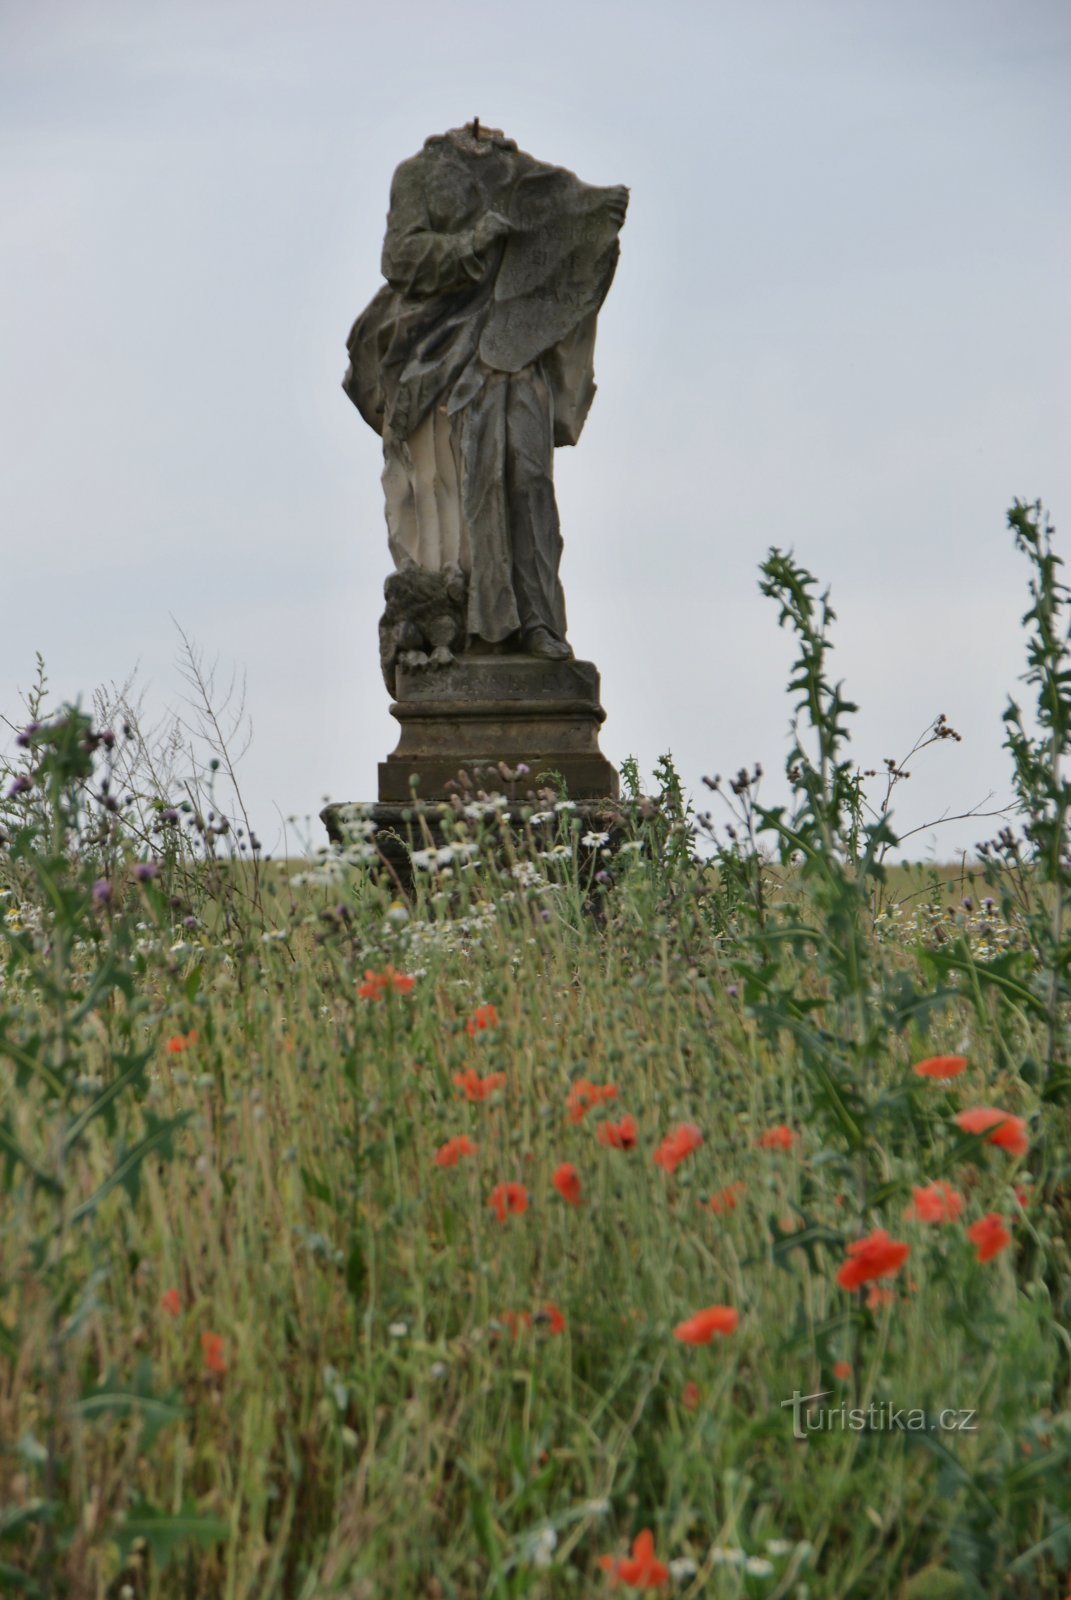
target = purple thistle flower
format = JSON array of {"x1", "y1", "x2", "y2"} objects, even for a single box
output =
[
  {"x1": 92, "y1": 879, "x2": 113, "y2": 906},
  {"x1": 7, "y1": 774, "x2": 33, "y2": 798},
  {"x1": 134, "y1": 861, "x2": 159, "y2": 882}
]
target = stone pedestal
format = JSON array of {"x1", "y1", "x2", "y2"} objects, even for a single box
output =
[{"x1": 377, "y1": 655, "x2": 619, "y2": 803}]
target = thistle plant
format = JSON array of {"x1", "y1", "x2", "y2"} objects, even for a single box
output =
[{"x1": 985, "y1": 500, "x2": 1071, "y2": 1094}]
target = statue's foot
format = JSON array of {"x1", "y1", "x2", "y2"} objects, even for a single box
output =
[{"x1": 522, "y1": 627, "x2": 574, "y2": 661}]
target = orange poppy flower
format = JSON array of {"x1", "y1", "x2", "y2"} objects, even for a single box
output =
[
  {"x1": 597, "y1": 1114, "x2": 638, "y2": 1151},
  {"x1": 967, "y1": 1213, "x2": 1011, "y2": 1263},
  {"x1": 453, "y1": 1067, "x2": 507, "y2": 1103},
  {"x1": 836, "y1": 1229, "x2": 910, "y2": 1292},
  {"x1": 487, "y1": 1182, "x2": 528, "y2": 1223},
  {"x1": 672, "y1": 1305, "x2": 739, "y2": 1344},
  {"x1": 757, "y1": 1124, "x2": 797, "y2": 1151},
  {"x1": 200, "y1": 1331, "x2": 226, "y2": 1374},
  {"x1": 165, "y1": 1030, "x2": 197, "y2": 1055},
  {"x1": 598, "y1": 1528, "x2": 670, "y2": 1590},
  {"x1": 466, "y1": 1003, "x2": 499, "y2": 1035},
  {"x1": 905, "y1": 1181, "x2": 965, "y2": 1224},
  {"x1": 913, "y1": 1055, "x2": 967, "y2": 1080},
  {"x1": 566, "y1": 1079, "x2": 618, "y2": 1123},
  {"x1": 433, "y1": 1134, "x2": 477, "y2": 1168},
  {"x1": 358, "y1": 966, "x2": 415, "y2": 1000},
  {"x1": 653, "y1": 1123, "x2": 703, "y2": 1173},
  {"x1": 833, "y1": 1360, "x2": 852, "y2": 1381},
  {"x1": 681, "y1": 1380, "x2": 701, "y2": 1411},
  {"x1": 954, "y1": 1107, "x2": 1029, "y2": 1158},
  {"x1": 159, "y1": 1288, "x2": 181, "y2": 1317},
  {"x1": 552, "y1": 1162, "x2": 582, "y2": 1206}
]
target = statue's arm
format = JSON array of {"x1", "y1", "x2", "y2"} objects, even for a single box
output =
[{"x1": 381, "y1": 163, "x2": 510, "y2": 298}]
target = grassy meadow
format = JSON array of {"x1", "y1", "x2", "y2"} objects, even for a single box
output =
[{"x1": 2, "y1": 508, "x2": 1070, "y2": 1600}]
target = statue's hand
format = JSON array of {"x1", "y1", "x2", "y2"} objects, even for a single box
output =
[
  {"x1": 472, "y1": 210, "x2": 513, "y2": 252},
  {"x1": 606, "y1": 186, "x2": 629, "y2": 228}
]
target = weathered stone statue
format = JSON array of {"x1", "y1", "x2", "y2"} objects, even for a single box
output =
[
  {"x1": 344, "y1": 122, "x2": 628, "y2": 672},
  {"x1": 341, "y1": 123, "x2": 626, "y2": 807}
]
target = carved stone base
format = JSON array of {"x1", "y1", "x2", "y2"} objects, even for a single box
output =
[{"x1": 377, "y1": 655, "x2": 619, "y2": 804}]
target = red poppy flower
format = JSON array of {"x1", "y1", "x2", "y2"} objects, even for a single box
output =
[
  {"x1": 552, "y1": 1162, "x2": 582, "y2": 1206},
  {"x1": 681, "y1": 1380, "x2": 701, "y2": 1411},
  {"x1": 534, "y1": 1302, "x2": 566, "y2": 1335},
  {"x1": 358, "y1": 966, "x2": 415, "y2": 1000},
  {"x1": 466, "y1": 1003, "x2": 499, "y2": 1036},
  {"x1": 704, "y1": 1181, "x2": 745, "y2": 1216},
  {"x1": 954, "y1": 1107, "x2": 1029, "y2": 1158},
  {"x1": 159, "y1": 1287, "x2": 181, "y2": 1317},
  {"x1": 836, "y1": 1229, "x2": 910, "y2": 1291},
  {"x1": 672, "y1": 1305, "x2": 739, "y2": 1344},
  {"x1": 165, "y1": 1030, "x2": 197, "y2": 1055},
  {"x1": 454, "y1": 1067, "x2": 507, "y2": 1103},
  {"x1": 653, "y1": 1123, "x2": 703, "y2": 1173},
  {"x1": 905, "y1": 1181, "x2": 965, "y2": 1224},
  {"x1": 757, "y1": 1124, "x2": 797, "y2": 1151},
  {"x1": 487, "y1": 1182, "x2": 528, "y2": 1223},
  {"x1": 597, "y1": 1114, "x2": 638, "y2": 1151},
  {"x1": 913, "y1": 1055, "x2": 967, "y2": 1080},
  {"x1": 200, "y1": 1331, "x2": 226, "y2": 1374},
  {"x1": 833, "y1": 1360, "x2": 852, "y2": 1381},
  {"x1": 566, "y1": 1079, "x2": 618, "y2": 1124},
  {"x1": 967, "y1": 1213, "x2": 1011, "y2": 1263},
  {"x1": 598, "y1": 1528, "x2": 670, "y2": 1590},
  {"x1": 433, "y1": 1134, "x2": 477, "y2": 1168},
  {"x1": 499, "y1": 1310, "x2": 532, "y2": 1338}
]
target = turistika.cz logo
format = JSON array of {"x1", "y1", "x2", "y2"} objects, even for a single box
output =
[{"x1": 781, "y1": 1389, "x2": 978, "y2": 1442}]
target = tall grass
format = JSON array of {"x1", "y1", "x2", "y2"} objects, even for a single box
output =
[{"x1": 1, "y1": 503, "x2": 1069, "y2": 1600}]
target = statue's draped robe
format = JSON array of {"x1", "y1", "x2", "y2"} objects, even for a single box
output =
[{"x1": 344, "y1": 132, "x2": 624, "y2": 645}]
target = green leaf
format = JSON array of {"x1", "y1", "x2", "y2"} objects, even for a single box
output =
[
  {"x1": 0, "y1": 1119, "x2": 60, "y2": 1194},
  {"x1": 459, "y1": 1461, "x2": 503, "y2": 1586},
  {"x1": 1004, "y1": 1519, "x2": 1071, "y2": 1575},
  {"x1": 0, "y1": 1560, "x2": 41, "y2": 1595},
  {"x1": 770, "y1": 1214, "x2": 843, "y2": 1275},
  {"x1": 112, "y1": 1500, "x2": 229, "y2": 1569},
  {"x1": 0, "y1": 1031, "x2": 63, "y2": 1098},
  {"x1": 69, "y1": 950, "x2": 135, "y2": 1026},
  {"x1": 0, "y1": 1501, "x2": 54, "y2": 1542},
  {"x1": 68, "y1": 1112, "x2": 191, "y2": 1224},
  {"x1": 345, "y1": 1239, "x2": 366, "y2": 1306},
  {"x1": 1041, "y1": 1069, "x2": 1071, "y2": 1105},
  {"x1": 73, "y1": 1361, "x2": 184, "y2": 1449},
  {"x1": 903, "y1": 1569, "x2": 965, "y2": 1599},
  {"x1": 300, "y1": 1167, "x2": 333, "y2": 1206},
  {"x1": 64, "y1": 1050, "x2": 152, "y2": 1149}
]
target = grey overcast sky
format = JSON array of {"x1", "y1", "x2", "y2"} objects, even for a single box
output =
[{"x1": 2, "y1": 0, "x2": 1069, "y2": 858}]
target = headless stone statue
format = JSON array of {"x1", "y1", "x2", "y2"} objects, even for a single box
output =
[{"x1": 344, "y1": 123, "x2": 628, "y2": 671}]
